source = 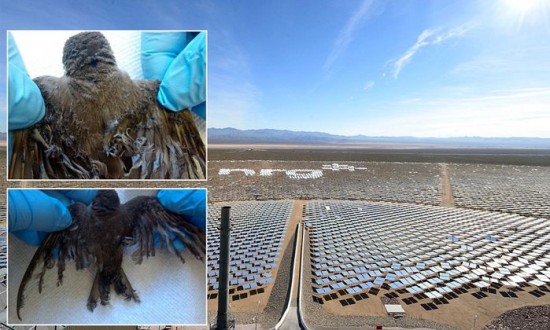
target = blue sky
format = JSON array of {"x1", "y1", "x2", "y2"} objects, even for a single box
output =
[{"x1": 1, "y1": 0, "x2": 550, "y2": 137}]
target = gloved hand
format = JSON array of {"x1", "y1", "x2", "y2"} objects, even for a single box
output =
[
  {"x1": 141, "y1": 32, "x2": 206, "y2": 119},
  {"x1": 157, "y1": 189, "x2": 206, "y2": 251},
  {"x1": 8, "y1": 32, "x2": 45, "y2": 130},
  {"x1": 8, "y1": 190, "x2": 97, "y2": 246}
]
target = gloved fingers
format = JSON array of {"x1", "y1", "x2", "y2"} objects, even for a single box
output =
[
  {"x1": 191, "y1": 101, "x2": 206, "y2": 120},
  {"x1": 8, "y1": 33, "x2": 46, "y2": 130},
  {"x1": 8, "y1": 190, "x2": 72, "y2": 233},
  {"x1": 152, "y1": 231, "x2": 187, "y2": 252},
  {"x1": 8, "y1": 32, "x2": 29, "y2": 72},
  {"x1": 63, "y1": 189, "x2": 97, "y2": 204},
  {"x1": 141, "y1": 32, "x2": 197, "y2": 80},
  {"x1": 8, "y1": 63, "x2": 45, "y2": 130},
  {"x1": 42, "y1": 190, "x2": 96, "y2": 206},
  {"x1": 157, "y1": 32, "x2": 206, "y2": 111},
  {"x1": 172, "y1": 238, "x2": 186, "y2": 252},
  {"x1": 157, "y1": 189, "x2": 206, "y2": 231},
  {"x1": 12, "y1": 230, "x2": 48, "y2": 247}
]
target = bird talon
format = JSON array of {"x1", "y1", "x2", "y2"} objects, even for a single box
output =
[{"x1": 87, "y1": 300, "x2": 97, "y2": 312}]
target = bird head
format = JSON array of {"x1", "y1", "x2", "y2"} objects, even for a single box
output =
[
  {"x1": 62, "y1": 32, "x2": 117, "y2": 78},
  {"x1": 91, "y1": 190, "x2": 120, "y2": 215}
]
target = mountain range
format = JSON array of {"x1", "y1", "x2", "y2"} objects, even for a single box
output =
[
  {"x1": 2, "y1": 129, "x2": 548, "y2": 149},
  {"x1": 209, "y1": 128, "x2": 550, "y2": 149}
]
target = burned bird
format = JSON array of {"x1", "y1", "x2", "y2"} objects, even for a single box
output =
[
  {"x1": 9, "y1": 31, "x2": 206, "y2": 179},
  {"x1": 16, "y1": 190, "x2": 206, "y2": 320}
]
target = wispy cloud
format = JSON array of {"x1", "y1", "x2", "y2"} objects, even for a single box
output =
[
  {"x1": 336, "y1": 86, "x2": 550, "y2": 137},
  {"x1": 452, "y1": 46, "x2": 550, "y2": 77},
  {"x1": 391, "y1": 23, "x2": 474, "y2": 78},
  {"x1": 363, "y1": 80, "x2": 375, "y2": 92},
  {"x1": 323, "y1": 0, "x2": 381, "y2": 76}
]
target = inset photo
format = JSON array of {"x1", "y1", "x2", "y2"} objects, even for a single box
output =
[
  {"x1": 7, "y1": 30, "x2": 206, "y2": 180},
  {"x1": 7, "y1": 188, "x2": 206, "y2": 325}
]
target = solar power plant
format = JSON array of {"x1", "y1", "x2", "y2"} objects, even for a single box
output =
[
  {"x1": 449, "y1": 164, "x2": 550, "y2": 219},
  {"x1": 207, "y1": 200, "x2": 292, "y2": 303},
  {"x1": 206, "y1": 160, "x2": 441, "y2": 204},
  {"x1": 304, "y1": 200, "x2": 550, "y2": 309}
]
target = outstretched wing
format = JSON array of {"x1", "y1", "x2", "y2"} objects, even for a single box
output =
[
  {"x1": 16, "y1": 202, "x2": 95, "y2": 320},
  {"x1": 122, "y1": 195, "x2": 206, "y2": 265},
  {"x1": 9, "y1": 74, "x2": 206, "y2": 180}
]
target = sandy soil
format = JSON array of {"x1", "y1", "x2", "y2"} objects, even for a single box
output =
[
  {"x1": 440, "y1": 163, "x2": 455, "y2": 207},
  {"x1": 209, "y1": 147, "x2": 550, "y2": 166}
]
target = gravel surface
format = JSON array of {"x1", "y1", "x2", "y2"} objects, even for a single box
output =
[{"x1": 482, "y1": 305, "x2": 550, "y2": 330}]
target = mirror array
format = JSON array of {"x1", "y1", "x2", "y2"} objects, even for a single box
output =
[
  {"x1": 206, "y1": 161, "x2": 441, "y2": 204},
  {"x1": 449, "y1": 164, "x2": 550, "y2": 218},
  {"x1": 304, "y1": 200, "x2": 550, "y2": 309},
  {"x1": 207, "y1": 200, "x2": 292, "y2": 302}
]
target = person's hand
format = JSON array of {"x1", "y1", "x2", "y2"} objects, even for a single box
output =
[
  {"x1": 141, "y1": 32, "x2": 206, "y2": 119},
  {"x1": 157, "y1": 189, "x2": 206, "y2": 251},
  {"x1": 8, "y1": 32, "x2": 45, "y2": 130},
  {"x1": 8, "y1": 190, "x2": 97, "y2": 246}
]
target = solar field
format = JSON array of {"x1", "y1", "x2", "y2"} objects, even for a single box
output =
[
  {"x1": 302, "y1": 200, "x2": 550, "y2": 329},
  {"x1": 203, "y1": 158, "x2": 550, "y2": 329},
  {"x1": 207, "y1": 200, "x2": 293, "y2": 307},
  {"x1": 449, "y1": 164, "x2": 550, "y2": 218}
]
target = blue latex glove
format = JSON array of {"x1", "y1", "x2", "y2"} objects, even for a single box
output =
[
  {"x1": 8, "y1": 190, "x2": 97, "y2": 246},
  {"x1": 157, "y1": 189, "x2": 206, "y2": 251},
  {"x1": 8, "y1": 32, "x2": 46, "y2": 160},
  {"x1": 8, "y1": 32, "x2": 45, "y2": 130},
  {"x1": 141, "y1": 32, "x2": 206, "y2": 118}
]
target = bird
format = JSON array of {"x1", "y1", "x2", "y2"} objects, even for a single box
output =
[
  {"x1": 9, "y1": 31, "x2": 206, "y2": 179},
  {"x1": 16, "y1": 190, "x2": 206, "y2": 320}
]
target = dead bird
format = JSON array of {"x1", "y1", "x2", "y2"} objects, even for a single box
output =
[
  {"x1": 16, "y1": 190, "x2": 206, "y2": 320},
  {"x1": 9, "y1": 31, "x2": 206, "y2": 179}
]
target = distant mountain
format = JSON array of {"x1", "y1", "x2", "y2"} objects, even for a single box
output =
[
  {"x1": 208, "y1": 127, "x2": 550, "y2": 149},
  {"x1": 0, "y1": 132, "x2": 6, "y2": 140}
]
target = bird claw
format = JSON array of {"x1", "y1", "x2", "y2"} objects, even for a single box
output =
[{"x1": 86, "y1": 299, "x2": 97, "y2": 312}]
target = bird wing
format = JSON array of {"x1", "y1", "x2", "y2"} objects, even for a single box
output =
[
  {"x1": 9, "y1": 74, "x2": 206, "y2": 179},
  {"x1": 105, "y1": 79, "x2": 206, "y2": 180},
  {"x1": 9, "y1": 75, "x2": 100, "y2": 179},
  {"x1": 16, "y1": 202, "x2": 95, "y2": 320},
  {"x1": 122, "y1": 195, "x2": 206, "y2": 265}
]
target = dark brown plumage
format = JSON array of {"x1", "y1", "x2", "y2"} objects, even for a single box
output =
[
  {"x1": 16, "y1": 190, "x2": 206, "y2": 320},
  {"x1": 9, "y1": 32, "x2": 206, "y2": 179}
]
